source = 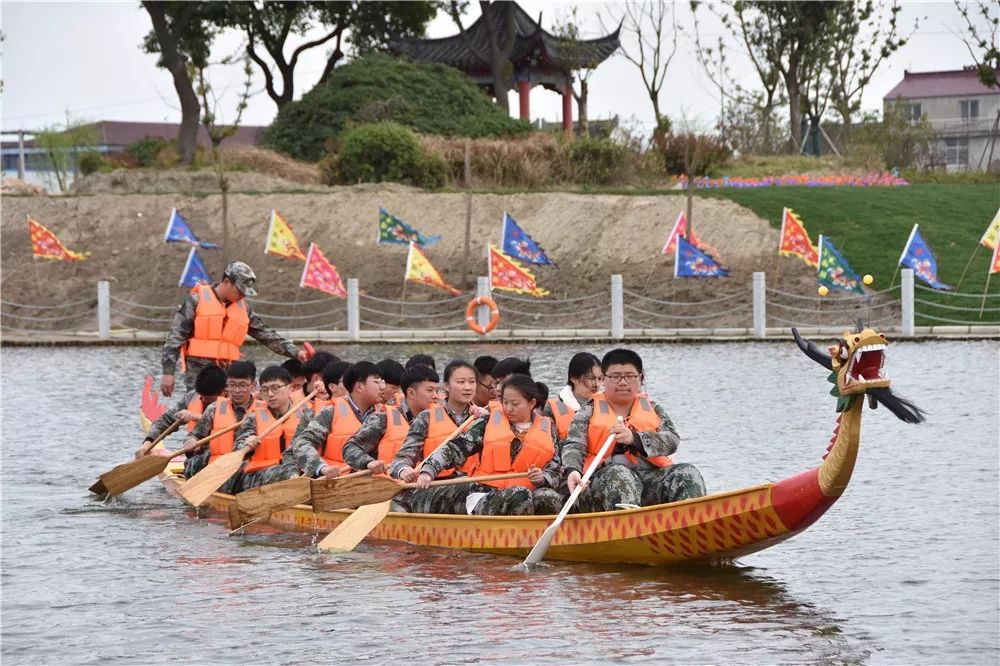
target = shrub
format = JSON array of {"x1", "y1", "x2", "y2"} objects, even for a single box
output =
[
  {"x1": 77, "y1": 151, "x2": 105, "y2": 176},
  {"x1": 263, "y1": 54, "x2": 531, "y2": 161},
  {"x1": 653, "y1": 131, "x2": 731, "y2": 176},
  {"x1": 562, "y1": 137, "x2": 631, "y2": 185},
  {"x1": 324, "y1": 122, "x2": 445, "y2": 188},
  {"x1": 126, "y1": 137, "x2": 169, "y2": 167}
]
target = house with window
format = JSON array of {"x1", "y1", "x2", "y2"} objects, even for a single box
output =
[{"x1": 883, "y1": 66, "x2": 999, "y2": 171}]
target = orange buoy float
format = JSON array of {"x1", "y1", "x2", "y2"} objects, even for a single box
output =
[{"x1": 465, "y1": 296, "x2": 500, "y2": 335}]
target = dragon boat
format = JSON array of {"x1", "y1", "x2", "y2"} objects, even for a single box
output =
[{"x1": 149, "y1": 327, "x2": 923, "y2": 566}]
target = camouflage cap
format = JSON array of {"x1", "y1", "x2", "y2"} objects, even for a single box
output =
[{"x1": 223, "y1": 261, "x2": 258, "y2": 297}]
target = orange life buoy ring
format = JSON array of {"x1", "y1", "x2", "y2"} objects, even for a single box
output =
[{"x1": 465, "y1": 296, "x2": 500, "y2": 335}]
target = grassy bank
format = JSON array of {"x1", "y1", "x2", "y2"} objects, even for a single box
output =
[{"x1": 699, "y1": 184, "x2": 1000, "y2": 324}]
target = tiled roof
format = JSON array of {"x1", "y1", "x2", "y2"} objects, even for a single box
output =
[{"x1": 883, "y1": 68, "x2": 1000, "y2": 99}]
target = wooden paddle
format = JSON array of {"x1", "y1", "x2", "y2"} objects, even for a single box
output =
[
  {"x1": 228, "y1": 469, "x2": 373, "y2": 530},
  {"x1": 313, "y1": 414, "x2": 476, "y2": 552},
  {"x1": 519, "y1": 416, "x2": 623, "y2": 570},
  {"x1": 90, "y1": 418, "x2": 185, "y2": 496},
  {"x1": 178, "y1": 390, "x2": 318, "y2": 507}
]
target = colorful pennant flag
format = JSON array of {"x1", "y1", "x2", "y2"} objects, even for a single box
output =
[
  {"x1": 660, "y1": 211, "x2": 723, "y2": 262},
  {"x1": 990, "y1": 238, "x2": 1000, "y2": 274},
  {"x1": 265, "y1": 210, "x2": 306, "y2": 260},
  {"x1": 299, "y1": 243, "x2": 347, "y2": 298},
  {"x1": 404, "y1": 242, "x2": 460, "y2": 296},
  {"x1": 27, "y1": 217, "x2": 89, "y2": 260},
  {"x1": 898, "y1": 224, "x2": 951, "y2": 290},
  {"x1": 488, "y1": 245, "x2": 550, "y2": 297},
  {"x1": 817, "y1": 235, "x2": 864, "y2": 295},
  {"x1": 779, "y1": 207, "x2": 819, "y2": 268},
  {"x1": 163, "y1": 208, "x2": 217, "y2": 248},
  {"x1": 674, "y1": 236, "x2": 730, "y2": 277},
  {"x1": 501, "y1": 212, "x2": 555, "y2": 266},
  {"x1": 378, "y1": 208, "x2": 440, "y2": 246},
  {"x1": 980, "y1": 207, "x2": 1000, "y2": 251},
  {"x1": 178, "y1": 247, "x2": 212, "y2": 287}
]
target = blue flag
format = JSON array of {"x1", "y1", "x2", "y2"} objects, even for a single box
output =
[
  {"x1": 898, "y1": 224, "x2": 951, "y2": 290},
  {"x1": 377, "y1": 208, "x2": 440, "y2": 246},
  {"x1": 674, "y1": 236, "x2": 730, "y2": 277},
  {"x1": 178, "y1": 247, "x2": 212, "y2": 288},
  {"x1": 164, "y1": 208, "x2": 218, "y2": 248},
  {"x1": 501, "y1": 213, "x2": 556, "y2": 266},
  {"x1": 817, "y1": 235, "x2": 864, "y2": 295}
]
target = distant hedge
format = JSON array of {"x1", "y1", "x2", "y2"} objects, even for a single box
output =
[
  {"x1": 321, "y1": 122, "x2": 446, "y2": 188},
  {"x1": 262, "y1": 54, "x2": 532, "y2": 161}
]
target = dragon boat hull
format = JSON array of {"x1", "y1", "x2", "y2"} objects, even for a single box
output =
[{"x1": 159, "y1": 464, "x2": 836, "y2": 566}]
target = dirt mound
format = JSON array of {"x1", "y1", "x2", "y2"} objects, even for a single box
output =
[
  {"x1": 2, "y1": 178, "x2": 47, "y2": 196},
  {"x1": 71, "y1": 168, "x2": 329, "y2": 195}
]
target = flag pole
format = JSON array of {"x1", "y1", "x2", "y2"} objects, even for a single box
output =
[
  {"x1": 956, "y1": 244, "x2": 981, "y2": 292},
  {"x1": 980, "y1": 271, "x2": 993, "y2": 319}
]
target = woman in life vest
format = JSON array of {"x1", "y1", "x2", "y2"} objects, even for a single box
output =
[
  {"x1": 543, "y1": 352, "x2": 602, "y2": 441},
  {"x1": 561, "y1": 348, "x2": 706, "y2": 513},
  {"x1": 415, "y1": 374, "x2": 564, "y2": 515}
]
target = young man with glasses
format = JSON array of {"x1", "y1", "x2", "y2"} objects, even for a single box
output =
[
  {"x1": 181, "y1": 361, "x2": 261, "y2": 491},
  {"x1": 561, "y1": 349, "x2": 706, "y2": 513},
  {"x1": 473, "y1": 355, "x2": 498, "y2": 408}
]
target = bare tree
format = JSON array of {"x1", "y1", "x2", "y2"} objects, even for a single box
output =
[
  {"x1": 601, "y1": 0, "x2": 678, "y2": 129},
  {"x1": 955, "y1": 0, "x2": 1000, "y2": 88},
  {"x1": 448, "y1": 1, "x2": 518, "y2": 113},
  {"x1": 552, "y1": 7, "x2": 601, "y2": 136}
]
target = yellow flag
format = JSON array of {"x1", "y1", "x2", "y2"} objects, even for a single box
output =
[
  {"x1": 404, "y1": 242, "x2": 460, "y2": 295},
  {"x1": 265, "y1": 210, "x2": 306, "y2": 260},
  {"x1": 980, "y1": 207, "x2": 1000, "y2": 250}
]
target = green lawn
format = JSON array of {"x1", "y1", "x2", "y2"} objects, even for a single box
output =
[{"x1": 699, "y1": 184, "x2": 1000, "y2": 324}]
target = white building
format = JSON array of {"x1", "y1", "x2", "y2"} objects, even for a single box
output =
[{"x1": 883, "y1": 66, "x2": 999, "y2": 171}]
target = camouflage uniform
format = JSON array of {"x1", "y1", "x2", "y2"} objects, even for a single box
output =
[
  {"x1": 145, "y1": 390, "x2": 199, "y2": 443},
  {"x1": 341, "y1": 401, "x2": 416, "y2": 471},
  {"x1": 161, "y1": 283, "x2": 300, "y2": 392},
  {"x1": 561, "y1": 399, "x2": 706, "y2": 513},
  {"x1": 289, "y1": 398, "x2": 375, "y2": 479},
  {"x1": 183, "y1": 397, "x2": 257, "y2": 494},
  {"x1": 232, "y1": 404, "x2": 304, "y2": 492},
  {"x1": 417, "y1": 415, "x2": 565, "y2": 516}
]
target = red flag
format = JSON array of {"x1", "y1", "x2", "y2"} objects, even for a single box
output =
[
  {"x1": 661, "y1": 211, "x2": 723, "y2": 261},
  {"x1": 778, "y1": 207, "x2": 819, "y2": 267},
  {"x1": 27, "y1": 217, "x2": 89, "y2": 260},
  {"x1": 299, "y1": 243, "x2": 346, "y2": 298},
  {"x1": 488, "y1": 245, "x2": 549, "y2": 297}
]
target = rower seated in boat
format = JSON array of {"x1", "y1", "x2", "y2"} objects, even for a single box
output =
[
  {"x1": 289, "y1": 362, "x2": 382, "y2": 480},
  {"x1": 562, "y1": 349, "x2": 706, "y2": 512},
  {"x1": 181, "y1": 361, "x2": 262, "y2": 493},
  {"x1": 234, "y1": 366, "x2": 310, "y2": 492},
  {"x1": 376, "y1": 358, "x2": 405, "y2": 407},
  {"x1": 415, "y1": 374, "x2": 564, "y2": 516},
  {"x1": 136, "y1": 365, "x2": 227, "y2": 458},
  {"x1": 542, "y1": 352, "x2": 602, "y2": 441},
  {"x1": 341, "y1": 364, "x2": 440, "y2": 475}
]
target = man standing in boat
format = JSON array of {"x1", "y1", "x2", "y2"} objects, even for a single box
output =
[
  {"x1": 562, "y1": 349, "x2": 707, "y2": 512},
  {"x1": 159, "y1": 261, "x2": 309, "y2": 397}
]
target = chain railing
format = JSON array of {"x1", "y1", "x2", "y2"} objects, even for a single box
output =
[
  {"x1": 913, "y1": 283, "x2": 1000, "y2": 326},
  {"x1": 0, "y1": 296, "x2": 96, "y2": 334}
]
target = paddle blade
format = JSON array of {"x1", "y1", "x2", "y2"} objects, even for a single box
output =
[
  {"x1": 89, "y1": 480, "x2": 107, "y2": 495},
  {"x1": 522, "y1": 522, "x2": 561, "y2": 568},
  {"x1": 96, "y1": 454, "x2": 173, "y2": 496},
  {"x1": 178, "y1": 450, "x2": 246, "y2": 506},
  {"x1": 318, "y1": 501, "x2": 392, "y2": 552},
  {"x1": 232, "y1": 477, "x2": 311, "y2": 528},
  {"x1": 311, "y1": 475, "x2": 403, "y2": 513}
]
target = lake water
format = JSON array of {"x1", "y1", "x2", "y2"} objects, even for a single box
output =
[{"x1": 2, "y1": 339, "x2": 998, "y2": 664}]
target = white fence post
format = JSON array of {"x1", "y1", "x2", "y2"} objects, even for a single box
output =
[
  {"x1": 476, "y1": 276, "x2": 491, "y2": 328},
  {"x1": 97, "y1": 280, "x2": 110, "y2": 339},
  {"x1": 900, "y1": 268, "x2": 914, "y2": 337},
  {"x1": 347, "y1": 278, "x2": 360, "y2": 340},
  {"x1": 752, "y1": 272, "x2": 766, "y2": 338},
  {"x1": 611, "y1": 274, "x2": 624, "y2": 339}
]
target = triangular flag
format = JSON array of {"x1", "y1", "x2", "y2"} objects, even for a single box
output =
[
  {"x1": 27, "y1": 217, "x2": 89, "y2": 260},
  {"x1": 164, "y1": 208, "x2": 217, "y2": 248},
  {"x1": 488, "y1": 245, "x2": 549, "y2": 297},
  {"x1": 299, "y1": 243, "x2": 347, "y2": 298},
  {"x1": 377, "y1": 208, "x2": 440, "y2": 246},
  {"x1": 661, "y1": 211, "x2": 723, "y2": 262},
  {"x1": 265, "y1": 210, "x2": 306, "y2": 260},
  {"x1": 779, "y1": 207, "x2": 820, "y2": 268},
  {"x1": 674, "y1": 236, "x2": 730, "y2": 277},
  {"x1": 405, "y1": 242, "x2": 460, "y2": 296},
  {"x1": 990, "y1": 238, "x2": 1000, "y2": 274},
  {"x1": 818, "y1": 235, "x2": 864, "y2": 295},
  {"x1": 898, "y1": 224, "x2": 951, "y2": 290},
  {"x1": 980, "y1": 207, "x2": 1000, "y2": 250},
  {"x1": 500, "y1": 212, "x2": 555, "y2": 266},
  {"x1": 178, "y1": 247, "x2": 212, "y2": 287}
]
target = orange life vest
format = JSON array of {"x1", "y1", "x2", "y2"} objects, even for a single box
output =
[
  {"x1": 321, "y1": 398, "x2": 363, "y2": 475},
  {"x1": 475, "y1": 410, "x2": 554, "y2": 490},
  {"x1": 422, "y1": 404, "x2": 477, "y2": 477},
  {"x1": 185, "y1": 394, "x2": 207, "y2": 433},
  {"x1": 244, "y1": 405, "x2": 304, "y2": 474},
  {"x1": 546, "y1": 397, "x2": 576, "y2": 440},
  {"x1": 586, "y1": 394, "x2": 673, "y2": 470},
  {"x1": 183, "y1": 284, "x2": 250, "y2": 362},
  {"x1": 376, "y1": 405, "x2": 411, "y2": 465},
  {"x1": 208, "y1": 397, "x2": 261, "y2": 462},
  {"x1": 313, "y1": 398, "x2": 332, "y2": 415}
]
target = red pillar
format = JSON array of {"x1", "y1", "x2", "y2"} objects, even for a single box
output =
[
  {"x1": 562, "y1": 83, "x2": 573, "y2": 139},
  {"x1": 518, "y1": 80, "x2": 531, "y2": 120}
]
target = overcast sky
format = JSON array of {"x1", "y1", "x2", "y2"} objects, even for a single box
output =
[{"x1": 2, "y1": 1, "x2": 990, "y2": 138}]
